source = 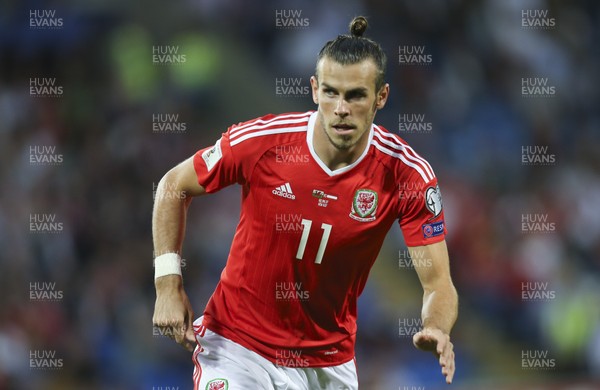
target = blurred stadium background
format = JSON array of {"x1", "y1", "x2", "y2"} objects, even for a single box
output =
[{"x1": 0, "y1": 0, "x2": 599, "y2": 389}]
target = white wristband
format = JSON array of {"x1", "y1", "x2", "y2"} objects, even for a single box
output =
[{"x1": 154, "y1": 253, "x2": 182, "y2": 280}]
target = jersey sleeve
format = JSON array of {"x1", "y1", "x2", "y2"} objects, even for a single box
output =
[
  {"x1": 192, "y1": 129, "x2": 243, "y2": 193},
  {"x1": 398, "y1": 174, "x2": 447, "y2": 247},
  {"x1": 193, "y1": 116, "x2": 276, "y2": 192}
]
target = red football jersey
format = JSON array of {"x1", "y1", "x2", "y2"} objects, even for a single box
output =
[{"x1": 192, "y1": 111, "x2": 446, "y2": 367}]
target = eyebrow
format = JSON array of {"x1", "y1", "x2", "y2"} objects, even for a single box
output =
[{"x1": 321, "y1": 83, "x2": 369, "y2": 94}]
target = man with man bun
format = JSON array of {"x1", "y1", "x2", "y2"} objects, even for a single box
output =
[{"x1": 152, "y1": 16, "x2": 458, "y2": 389}]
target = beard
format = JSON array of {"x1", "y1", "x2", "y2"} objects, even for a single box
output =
[
  {"x1": 319, "y1": 115, "x2": 366, "y2": 151},
  {"x1": 323, "y1": 128, "x2": 355, "y2": 150}
]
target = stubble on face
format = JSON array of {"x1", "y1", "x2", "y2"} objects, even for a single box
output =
[
  {"x1": 318, "y1": 113, "x2": 359, "y2": 151},
  {"x1": 314, "y1": 59, "x2": 381, "y2": 153}
]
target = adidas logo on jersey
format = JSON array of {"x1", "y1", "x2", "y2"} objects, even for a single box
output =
[{"x1": 272, "y1": 183, "x2": 296, "y2": 199}]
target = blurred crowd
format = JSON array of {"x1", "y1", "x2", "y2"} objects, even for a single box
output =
[{"x1": 0, "y1": 0, "x2": 599, "y2": 389}]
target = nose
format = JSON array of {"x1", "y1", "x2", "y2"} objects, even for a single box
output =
[{"x1": 334, "y1": 98, "x2": 349, "y2": 117}]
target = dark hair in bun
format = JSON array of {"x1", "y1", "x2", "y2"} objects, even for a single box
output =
[
  {"x1": 350, "y1": 16, "x2": 368, "y2": 37},
  {"x1": 316, "y1": 16, "x2": 387, "y2": 91}
]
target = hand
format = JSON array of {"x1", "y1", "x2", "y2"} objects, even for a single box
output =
[
  {"x1": 152, "y1": 275, "x2": 197, "y2": 352},
  {"x1": 413, "y1": 327, "x2": 455, "y2": 384}
]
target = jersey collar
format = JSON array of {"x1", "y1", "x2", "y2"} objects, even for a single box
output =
[{"x1": 306, "y1": 111, "x2": 373, "y2": 177}]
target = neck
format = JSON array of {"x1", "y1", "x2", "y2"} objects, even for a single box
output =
[{"x1": 312, "y1": 120, "x2": 371, "y2": 171}]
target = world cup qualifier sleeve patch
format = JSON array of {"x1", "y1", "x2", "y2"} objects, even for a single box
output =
[
  {"x1": 202, "y1": 139, "x2": 222, "y2": 172},
  {"x1": 425, "y1": 184, "x2": 443, "y2": 219},
  {"x1": 422, "y1": 221, "x2": 444, "y2": 238}
]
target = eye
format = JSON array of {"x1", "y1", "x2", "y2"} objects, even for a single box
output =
[
  {"x1": 323, "y1": 88, "x2": 337, "y2": 97},
  {"x1": 346, "y1": 91, "x2": 367, "y2": 101}
]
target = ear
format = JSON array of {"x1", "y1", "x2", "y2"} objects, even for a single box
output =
[
  {"x1": 310, "y1": 76, "x2": 319, "y2": 105},
  {"x1": 376, "y1": 83, "x2": 390, "y2": 110}
]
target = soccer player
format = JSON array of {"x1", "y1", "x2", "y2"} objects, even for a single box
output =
[{"x1": 152, "y1": 16, "x2": 458, "y2": 389}]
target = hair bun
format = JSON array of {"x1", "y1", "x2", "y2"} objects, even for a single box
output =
[{"x1": 349, "y1": 16, "x2": 368, "y2": 37}]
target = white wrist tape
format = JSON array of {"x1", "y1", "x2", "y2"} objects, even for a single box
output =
[{"x1": 154, "y1": 253, "x2": 182, "y2": 280}]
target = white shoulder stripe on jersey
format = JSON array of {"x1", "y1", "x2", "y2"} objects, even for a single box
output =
[
  {"x1": 231, "y1": 113, "x2": 310, "y2": 135},
  {"x1": 374, "y1": 126, "x2": 434, "y2": 175},
  {"x1": 230, "y1": 116, "x2": 310, "y2": 141},
  {"x1": 373, "y1": 127, "x2": 434, "y2": 174},
  {"x1": 372, "y1": 141, "x2": 432, "y2": 183},
  {"x1": 230, "y1": 126, "x2": 307, "y2": 146},
  {"x1": 230, "y1": 113, "x2": 311, "y2": 137},
  {"x1": 373, "y1": 127, "x2": 434, "y2": 180},
  {"x1": 373, "y1": 130, "x2": 434, "y2": 179}
]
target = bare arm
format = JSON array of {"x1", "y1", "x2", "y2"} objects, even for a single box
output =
[
  {"x1": 153, "y1": 156, "x2": 205, "y2": 264},
  {"x1": 152, "y1": 156, "x2": 205, "y2": 351},
  {"x1": 409, "y1": 239, "x2": 458, "y2": 383}
]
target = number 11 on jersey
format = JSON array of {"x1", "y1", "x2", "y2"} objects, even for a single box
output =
[{"x1": 295, "y1": 219, "x2": 332, "y2": 264}]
